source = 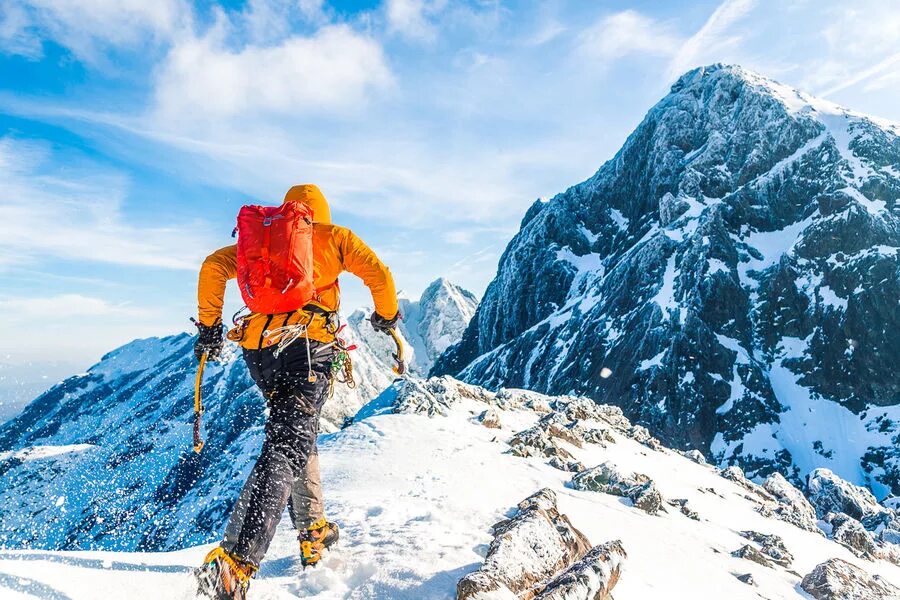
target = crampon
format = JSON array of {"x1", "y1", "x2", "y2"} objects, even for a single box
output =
[
  {"x1": 300, "y1": 518, "x2": 340, "y2": 568},
  {"x1": 196, "y1": 546, "x2": 256, "y2": 599}
]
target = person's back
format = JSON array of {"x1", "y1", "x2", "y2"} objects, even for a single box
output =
[{"x1": 194, "y1": 184, "x2": 400, "y2": 599}]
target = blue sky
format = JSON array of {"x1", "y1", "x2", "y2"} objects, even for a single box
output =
[{"x1": 1, "y1": 0, "x2": 899, "y2": 383}]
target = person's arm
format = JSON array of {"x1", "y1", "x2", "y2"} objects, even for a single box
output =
[
  {"x1": 198, "y1": 244, "x2": 238, "y2": 326},
  {"x1": 338, "y1": 229, "x2": 399, "y2": 321}
]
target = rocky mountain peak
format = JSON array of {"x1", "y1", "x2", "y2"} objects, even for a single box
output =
[{"x1": 434, "y1": 64, "x2": 900, "y2": 497}]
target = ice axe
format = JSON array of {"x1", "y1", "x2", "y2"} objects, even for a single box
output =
[
  {"x1": 193, "y1": 350, "x2": 207, "y2": 453},
  {"x1": 386, "y1": 328, "x2": 406, "y2": 376}
]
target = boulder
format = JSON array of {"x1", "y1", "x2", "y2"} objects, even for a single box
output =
[
  {"x1": 739, "y1": 531, "x2": 793, "y2": 567},
  {"x1": 801, "y1": 558, "x2": 900, "y2": 600},
  {"x1": 759, "y1": 472, "x2": 822, "y2": 534},
  {"x1": 571, "y1": 463, "x2": 664, "y2": 515},
  {"x1": 719, "y1": 466, "x2": 775, "y2": 503},
  {"x1": 480, "y1": 408, "x2": 502, "y2": 429},
  {"x1": 534, "y1": 541, "x2": 627, "y2": 600},
  {"x1": 731, "y1": 544, "x2": 773, "y2": 568},
  {"x1": 456, "y1": 488, "x2": 591, "y2": 600},
  {"x1": 827, "y1": 513, "x2": 879, "y2": 559},
  {"x1": 509, "y1": 426, "x2": 576, "y2": 461},
  {"x1": 807, "y1": 468, "x2": 887, "y2": 521},
  {"x1": 683, "y1": 449, "x2": 707, "y2": 465}
]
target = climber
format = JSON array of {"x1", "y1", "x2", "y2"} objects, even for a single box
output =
[{"x1": 193, "y1": 184, "x2": 399, "y2": 599}]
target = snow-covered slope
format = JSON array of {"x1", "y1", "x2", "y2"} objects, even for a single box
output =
[
  {"x1": 2, "y1": 377, "x2": 900, "y2": 599},
  {"x1": 0, "y1": 280, "x2": 477, "y2": 554},
  {"x1": 434, "y1": 64, "x2": 900, "y2": 497}
]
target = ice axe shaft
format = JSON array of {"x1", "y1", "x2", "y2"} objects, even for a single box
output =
[
  {"x1": 193, "y1": 351, "x2": 207, "y2": 453},
  {"x1": 387, "y1": 328, "x2": 406, "y2": 376}
]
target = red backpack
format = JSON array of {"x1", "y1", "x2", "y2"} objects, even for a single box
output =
[{"x1": 236, "y1": 202, "x2": 316, "y2": 314}]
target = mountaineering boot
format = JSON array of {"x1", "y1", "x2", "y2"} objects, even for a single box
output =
[
  {"x1": 196, "y1": 546, "x2": 256, "y2": 599},
  {"x1": 300, "y1": 517, "x2": 340, "y2": 568}
]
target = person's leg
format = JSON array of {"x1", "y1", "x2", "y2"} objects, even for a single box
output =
[
  {"x1": 290, "y1": 446, "x2": 325, "y2": 531},
  {"x1": 221, "y1": 343, "x2": 333, "y2": 568}
]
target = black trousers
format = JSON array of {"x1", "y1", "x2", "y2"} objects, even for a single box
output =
[{"x1": 221, "y1": 339, "x2": 334, "y2": 567}]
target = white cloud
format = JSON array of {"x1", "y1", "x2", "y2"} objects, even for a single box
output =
[
  {"x1": 1, "y1": 0, "x2": 189, "y2": 62},
  {"x1": 385, "y1": 0, "x2": 442, "y2": 42},
  {"x1": 153, "y1": 24, "x2": 392, "y2": 121},
  {"x1": 577, "y1": 10, "x2": 680, "y2": 62},
  {"x1": 667, "y1": 0, "x2": 757, "y2": 80},
  {"x1": 0, "y1": 137, "x2": 210, "y2": 271}
]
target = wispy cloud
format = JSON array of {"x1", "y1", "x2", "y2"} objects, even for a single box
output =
[
  {"x1": 576, "y1": 10, "x2": 680, "y2": 63},
  {"x1": 667, "y1": 0, "x2": 757, "y2": 80},
  {"x1": 385, "y1": 0, "x2": 442, "y2": 42},
  {"x1": 819, "y1": 51, "x2": 900, "y2": 97},
  {"x1": 1, "y1": 0, "x2": 190, "y2": 63},
  {"x1": 0, "y1": 137, "x2": 210, "y2": 271}
]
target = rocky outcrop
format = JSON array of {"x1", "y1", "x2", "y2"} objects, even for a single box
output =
[
  {"x1": 826, "y1": 513, "x2": 879, "y2": 559},
  {"x1": 807, "y1": 468, "x2": 888, "y2": 521},
  {"x1": 534, "y1": 541, "x2": 626, "y2": 600},
  {"x1": 801, "y1": 558, "x2": 900, "y2": 600},
  {"x1": 738, "y1": 531, "x2": 793, "y2": 568},
  {"x1": 571, "y1": 463, "x2": 663, "y2": 515},
  {"x1": 760, "y1": 472, "x2": 822, "y2": 534},
  {"x1": 456, "y1": 488, "x2": 625, "y2": 600}
]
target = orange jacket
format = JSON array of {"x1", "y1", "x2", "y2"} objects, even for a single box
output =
[{"x1": 197, "y1": 185, "x2": 398, "y2": 350}]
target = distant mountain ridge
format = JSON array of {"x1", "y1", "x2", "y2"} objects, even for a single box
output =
[{"x1": 435, "y1": 64, "x2": 900, "y2": 497}]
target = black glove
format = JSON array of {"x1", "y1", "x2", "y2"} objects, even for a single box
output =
[
  {"x1": 370, "y1": 312, "x2": 400, "y2": 333},
  {"x1": 194, "y1": 320, "x2": 224, "y2": 361}
]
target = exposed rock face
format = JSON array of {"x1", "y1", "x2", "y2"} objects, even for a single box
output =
[
  {"x1": 571, "y1": 463, "x2": 664, "y2": 515},
  {"x1": 534, "y1": 541, "x2": 626, "y2": 600},
  {"x1": 456, "y1": 488, "x2": 592, "y2": 600},
  {"x1": 808, "y1": 468, "x2": 887, "y2": 521},
  {"x1": 433, "y1": 63, "x2": 900, "y2": 496},
  {"x1": 801, "y1": 558, "x2": 900, "y2": 600}
]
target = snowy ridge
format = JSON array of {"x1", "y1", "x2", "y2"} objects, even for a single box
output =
[
  {"x1": 0, "y1": 280, "x2": 477, "y2": 554},
  {"x1": 435, "y1": 63, "x2": 900, "y2": 497},
  {"x1": 2, "y1": 376, "x2": 900, "y2": 599}
]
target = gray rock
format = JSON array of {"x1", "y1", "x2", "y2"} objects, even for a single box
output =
[
  {"x1": 479, "y1": 408, "x2": 502, "y2": 429},
  {"x1": 808, "y1": 468, "x2": 888, "y2": 521},
  {"x1": 571, "y1": 463, "x2": 664, "y2": 515},
  {"x1": 731, "y1": 544, "x2": 772, "y2": 568},
  {"x1": 801, "y1": 558, "x2": 900, "y2": 600},
  {"x1": 534, "y1": 540, "x2": 627, "y2": 600},
  {"x1": 457, "y1": 488, "x2": 591, "y2": 600},
  {"x1": 827, "y1": 513, "x2": 879, "y2": 559},
  {"x1": 739, "y1": 531, "x2": 793, "y2": 567},
  {"x1": 759, "y1": 472, "x2": 822, "y2": 534}
]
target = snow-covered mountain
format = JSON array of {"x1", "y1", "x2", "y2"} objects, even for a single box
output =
[
  {"x1": 0, "y1": 279, "x2": 475, "y2": 552},
  {"x1": 399, "y1": 278, "x2": 479, "y2": 375},
  {"x1": 434, "y1": 64, "x2": 900, "y2": 499},
  {"x1": 3, "y1": 377, "x2": 900, "y2": 599}
]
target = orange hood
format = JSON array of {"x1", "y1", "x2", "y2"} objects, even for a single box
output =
[{"x1": 284, "y1": 184, "x2": 331, "y2": 224}]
